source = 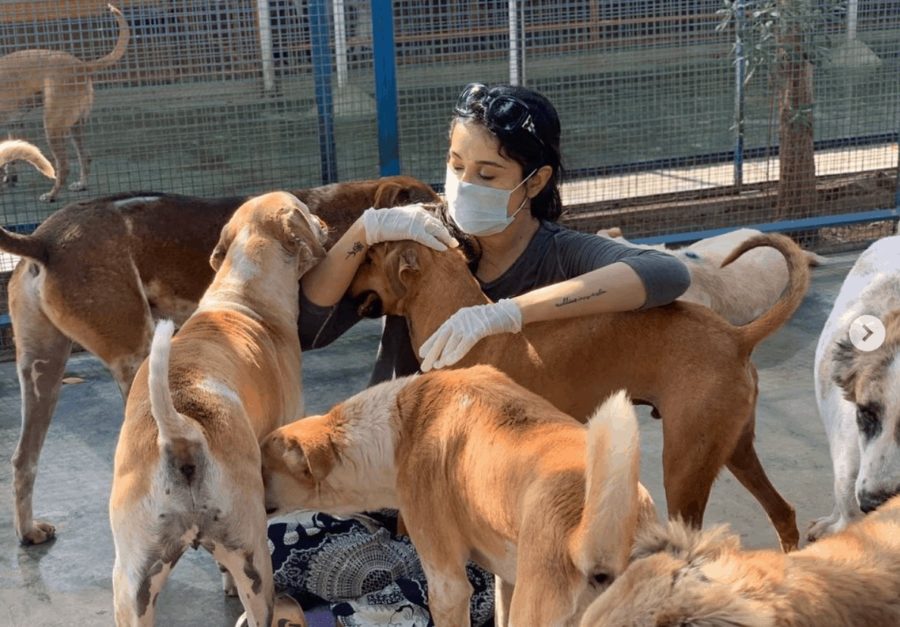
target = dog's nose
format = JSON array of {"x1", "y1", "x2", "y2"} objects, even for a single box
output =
[{"x1": 858, "y1": 489, "x2": 897, "y2": 513}]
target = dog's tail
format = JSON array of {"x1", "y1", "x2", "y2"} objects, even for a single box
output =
[
  {"x1": 0, "y1": 140, "x2": 55, "y2": 262},
  {"x1": 569, "y1": 390, "x2": 642, "y2": 581},
  {"x1": 149, "y1": 320, "x2": 207, "y2": 482},
  {"x1": 0, "y1": 139, "x2": 55, "y2": 179},
  {"x1": 86, "y1": 5, "x2": 130, "y2": 72},
  {"x1": 722, "y1": 233, "x2": 811, "y2": 352}
]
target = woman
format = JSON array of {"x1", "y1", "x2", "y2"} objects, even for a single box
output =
[
  {"x1": 270, "y1": 83, "x2": 691, "y2": 626},
  {"x1": 299, "y1": 82, "x2": 690, "y2": 382}
]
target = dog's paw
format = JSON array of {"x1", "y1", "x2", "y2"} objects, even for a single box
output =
[
  {"x1": 806, "y1": 515, "x2": 847, "y2": 542},
  {"x1": 2, "y1": 172, "x2": 17, "y2": 187},
  {"x1": 39, "y1": 191, "x2": 57, "y2": 203},
  {"x1": 19, "y1": 520, "x2": 56, "y2": 545},
  {"x1": 68, "y1": 181, "x2": 87, "y2": 192}
]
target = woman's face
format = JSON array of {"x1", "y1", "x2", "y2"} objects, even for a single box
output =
[{"x1": 447, "y1": 120, "x2": 530, "y2": 218}]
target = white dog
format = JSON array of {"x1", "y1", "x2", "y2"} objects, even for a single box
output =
[
  {"x1": 807, "y1": 235, "x2": 900, "y2": 541},
  {"x1": 597, "y1": 227, "x2": 825, "y2": 325}
]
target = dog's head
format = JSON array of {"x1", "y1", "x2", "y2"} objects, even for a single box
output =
[
  {"x1": 348, "y1": 238, "x2": 473, "y2": 319},
  {"x1": 210, "y1": 191, "x2": 328, "y2": 276},
  {"x1": 832, "y1": 309, "x2": 900, "y2": 513},
  {"x1": 578, "y1": 522, "x2": 773, "y2": 627},
  {"x1": 260, "y1": 414, "x2": 340, "y2": 517},
  {"x1": 348, "y1": 241, "x2": 424, "y2": 318},
  {"x1": 294, "y1": 176, "x2": 441, "y2": 247}
]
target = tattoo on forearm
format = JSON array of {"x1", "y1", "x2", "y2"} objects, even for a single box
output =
[
  {"x1": 554, "y1": 287, "x2": 608, "y2": 308},
  {"x1": 345, "y1": 241, "x2": 365, "y2": 259}
]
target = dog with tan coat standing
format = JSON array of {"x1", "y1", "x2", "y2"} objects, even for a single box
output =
[
  {"x1": 108, "y1": 191, "x2": 326, "y2": 626},
  {"x1": 261, "y1": 365, "x2": 656, "y2": 627},
  {"x1": 0, "y1": 4, "x2": 130, "y2": 201},
  {"x1": 349, "y1": 233, "x2": 810, "y2": 551},
  {"x1": 0, "y1": 156, "x2": 436, "y2": 546}
]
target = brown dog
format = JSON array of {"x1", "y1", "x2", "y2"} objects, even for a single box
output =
[
  {"x1": 349, "y1": 234, "x2": 810, "y2": 552},
  {"x1": 0, "y1": 4, "x2": 129, "y2": 201},
  {"x1": 579, "y1": 495, "x2": 900, "y2": 626},
  {"x1": 1, "y1": 168, "x2": 438, "y2": 545},
  {"x1": 261, "y1": 365, "x2": 656, "y2": 626},
  {"x1": 109, "y1": 191, "x2": 326, "y2": 626}
]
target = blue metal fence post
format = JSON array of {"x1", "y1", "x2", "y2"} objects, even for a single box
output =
[
  {"x1": 372, "y1": 0, "x2": 400, "y2": 176},
  {"x1": 733, "y1": 0, "x2": 746, "y2": 188},
  {"x1": 309, "y1": 0, "x2": 338, "y2": 184}
]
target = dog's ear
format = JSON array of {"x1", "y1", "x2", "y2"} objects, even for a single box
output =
[
  {"x1": 282, "y1": 416, "x2": 337, "y2": 483},
  {"x1": 210, "y1": 225, "x2": 231, "y2": 271},
  {"x1": 373, "y1": 180, "x2": 407, "y2": 208},
  {"x1": 279, "y1": 206, "x2": 326, "y2": 268},
  {"x1": 385, "y1": 244, "x2": 420, "y2": 299},
  {"x1": 832, "y1": 339, "x2": 861, "y2": 403}
]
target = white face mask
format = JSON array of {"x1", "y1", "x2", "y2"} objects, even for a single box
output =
[{"x1": 445, "y1": 166, "x2": 536, "y2": 236}]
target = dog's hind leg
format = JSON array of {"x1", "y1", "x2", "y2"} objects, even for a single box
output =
[
  {"x1": 40, "y1": 123, "x2": 67, "y2": 202},
  {"x1": 68, "y1": 118, "x2": 90, "y2": 192},
  {"x1": 211, "y1": 532, "x2": 276, "y2": 627},
  {"x1": 726, "y1": 417, "x2": 799, "y2": 552},
  {"x1": 111, "y1": 522, "x2": 187, "y2": 626},
  {"x1": 9, "y1": 269, "x2": 72, "y2": 545}
]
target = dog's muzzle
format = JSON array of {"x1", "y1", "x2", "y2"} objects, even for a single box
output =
[{"x1": 355, "y1": 291, "x2": 384, "y2": 318}]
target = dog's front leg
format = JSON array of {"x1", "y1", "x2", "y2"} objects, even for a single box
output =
[
  {"x1": 494, "y1": 575, "x2": 514, "y2": 627},
  {"x1": 808, "y1": 411, "x2": 862, "y2": 541}
]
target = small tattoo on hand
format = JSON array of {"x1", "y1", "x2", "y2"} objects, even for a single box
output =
[
  {"x1": 345, "y1": 241, "x2": 364, "y2": 259},
  {"x1": 555, "y1": 287, "x2": 607, "y2": 308}
]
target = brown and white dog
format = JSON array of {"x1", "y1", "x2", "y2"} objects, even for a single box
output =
[
  {"x1": 261, "y1": 365, "x2": 656, "y2": 627},
  {"x1": 579, "y1": 495, "x2": 900, "y2": 626},
  {"x1": 349, "y1": 234, "x2": 811, "y2": 552},
  {"x1": 0, "y1": 4, "x2": 130, "y2": 201},
  {"x1": 108, "y1": 191, "x2": 326, "y2": 626},
  {"x1": 596, "y1": 227, "x2": 826, "y2": 325},
  {"x1": 0, "y1": 165, "x2": 437, "y2": 546}
]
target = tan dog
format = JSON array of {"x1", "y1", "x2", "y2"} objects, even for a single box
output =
[
  {"x1": 0, "y1": 4, "x2": 129, "y2": 201},
  {"x1": 109, "y1": 191, "x2": 326, "y2": 626},
  {"x1": 349, "y1": 234, "x2": 810, "y2": 552},
  {"x1": 580, "y1": 495, "x2": 900, "y2": 626},
  {"x1": 261, "y1": 365, "x2": 656, "y2": 627},
  {"x1": 1, "y1": 171, "x2": 437, "y2": 545},
  {"x1": 596, "y1": 227, "x2": 826, "y2": 325}
]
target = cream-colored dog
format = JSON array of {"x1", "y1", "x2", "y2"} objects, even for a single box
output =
[
  {"x1": 0, "y1": 4, "x2": 129, "y2": 201},
  {"x1": 580, "y1": 497, "x2": 900, "y2": 626},
  {"x1": 597, "y1": 227, "x2": 825, "y2": 325},
  {"x1": 108, "y1": 192, "x2": 326, "y2": 626},
  {"x1": 261, "y1": 365, "x2": 656, "y2": 627}
]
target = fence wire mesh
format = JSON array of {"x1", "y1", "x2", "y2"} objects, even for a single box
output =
[{"x1": 0, "y1": 0, "x2": 898, "y2": 355}]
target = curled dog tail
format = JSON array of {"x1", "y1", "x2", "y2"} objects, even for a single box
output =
[
  {"x1": 569, "y1": 390, "x2": 642, "y2": 581},
  {"x1": 0, "y1": 140, "x2": 55, "y2": 179},
  {"x1": 0, "y1": 140, "x2": 56, "y2": 262},
  {"x1": 149, "y1": 320, "x2": 207, "y2": 483},
  {"x1": 86, "y1": 5, "x2": 130, "y2": 72},
  {"x1": 722, "y1": 233, "x2": 810, "y2": 352}
]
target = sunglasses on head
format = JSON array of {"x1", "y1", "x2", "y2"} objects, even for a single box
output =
[{"x1": 453, "y1": 83, "x2": 544, "y2": 148}]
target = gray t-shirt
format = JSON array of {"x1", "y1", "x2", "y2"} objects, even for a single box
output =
[{"x1": 299, "y1": 220, "x2": 690, "y2": 384}]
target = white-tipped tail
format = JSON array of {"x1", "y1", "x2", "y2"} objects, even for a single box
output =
[
  {"x1": 570, "y1": 390, "x2": 642, "y2": 577},
  {"x1": 148, "y1": 320, "x2": 201, "y2": 446},
  {"x1": 0, "y1": 140, "x2": 56, "y2": 179}
]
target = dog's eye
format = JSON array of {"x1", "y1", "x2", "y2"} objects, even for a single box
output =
[
  {"x1": 591, "y1": 572, "x2": 612, "y2": 587},
  {"x1": 856, "y1": 404, "x2": 882, "y2": 441}
]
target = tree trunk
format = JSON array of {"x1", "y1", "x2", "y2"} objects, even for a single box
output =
[{"x1": 776, "y1": 1, "x2": 817, "y2": 219}]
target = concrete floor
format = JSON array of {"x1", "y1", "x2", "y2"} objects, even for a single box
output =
[{"x1": 0, "y1": 250, "x2": 859, "y2": 626}]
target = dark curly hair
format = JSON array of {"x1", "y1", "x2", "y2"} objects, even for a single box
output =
[{"x1": 450, "y1": 83, "x2": 564, "y2": 222}]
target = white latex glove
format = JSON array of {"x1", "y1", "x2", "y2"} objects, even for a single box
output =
[
  {"x1": 419, "y1": 299, "x2": 522, "y2": 371},
  {"x1": 360, "y1": 204, "x2": 458, "y2": 251}
]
